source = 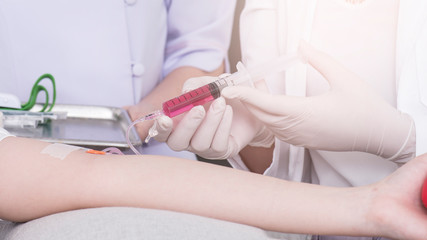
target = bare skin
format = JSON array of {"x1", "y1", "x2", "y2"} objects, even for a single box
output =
[
  {"x1": 239, "y1": 145, "x2": 274, "y2": 174},
  {"x1": 1, "y1": 136, "x2": 427, "y2": 239}
]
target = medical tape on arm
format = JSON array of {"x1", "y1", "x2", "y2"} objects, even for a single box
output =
[{"x1": 41, "y1": 143, "x2": 84, "y2": 160}]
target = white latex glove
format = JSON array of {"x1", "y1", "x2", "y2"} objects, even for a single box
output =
[
  {"x1": 221, "y1": 42, "x2": 415, "y2": 161},
  {"x1": 0, "y1": 111, "x2": 3, "y2": 128},
  {"x1": 151, "y1": 75, "x2": 274, "y2": 160}
]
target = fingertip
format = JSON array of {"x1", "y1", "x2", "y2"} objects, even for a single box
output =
[
  {"x1": 223, "y1": 105, "x2": 233, "y2": 121},
  {"x1": 211, "y1": 97, "x2": 226, "y2": 111},
  {"x1": 189, "y1": 105, "x2": 206, "y2": 119},
  {"x1": 222, "y1": 86, "x2": 265, "y2": 102},
  {"x1": 157, "y1": 115, "x2": 173, "y2": 130},
  {"x1": 298, "y1": 40, "x2": 313, "y2": 64},
  {"x1": 298, "y1": 41, "x2": 345, "y2": 86},
  {"x1": 221, "y1": 87, "x2": 239, "y2": 99}
]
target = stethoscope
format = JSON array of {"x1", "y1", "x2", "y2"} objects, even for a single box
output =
[{"x1": 0, "y1": 73, "x2": 56, "y2": 112}]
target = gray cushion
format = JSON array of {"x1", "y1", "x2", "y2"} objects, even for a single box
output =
[{"x1": 0, "y1": 207, "x2": 298, "y2": 240}]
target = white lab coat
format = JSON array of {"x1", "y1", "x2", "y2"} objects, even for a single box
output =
[
  {"x1": 0, "y1": 0, "x2": 234, "y2": 107},
  {"x1": 0, "y1": 0, "x2": 235, "y2": 159},
  {"x1": 397, "y1": 0, "x2": 427, "y2": 156},
  {"x1": 230, "y1": 0, "x2": 427, "y2": 186}
]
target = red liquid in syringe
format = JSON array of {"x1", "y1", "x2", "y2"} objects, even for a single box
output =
[
  {"x1": 162, "y1": 81, "x2": 224, "y2": 118},
  {"x1": 160, "y1": 54, "x2": 300, "y2": 118}
]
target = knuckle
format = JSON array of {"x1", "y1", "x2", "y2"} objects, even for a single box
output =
[
  {"x1": 168, "y1": 142, "x2": 188, "y2": 152},
  {"x1": 211, "y1": 145, "x2": 226, "y2": 155},
  {"x1": 190, "y1": 141, "x2": 210, "y2": 153}
]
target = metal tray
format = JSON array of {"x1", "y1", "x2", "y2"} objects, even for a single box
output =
[{"x1": 4, "y1": 104, "x2": 142, "y2": 148}]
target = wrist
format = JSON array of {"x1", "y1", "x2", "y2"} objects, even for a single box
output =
[
  {"x1": 385, "y1": 117, "x2": 416, "y2": 164},
  {"x1": 363, "y1": 182, "x2": 397, "y2": 238},
  {"x1": 379, "y1": 113, "x2": 415, "y2": 161},
  {"x1": 324, "y1": 186, "x2": 377, "y2": 236},
  {"x1": 248, "y1": 125, "x2": 275, "y2": 148},
  {"x1": 358, "y1": 109, "x2": 415, "y2": 161}
]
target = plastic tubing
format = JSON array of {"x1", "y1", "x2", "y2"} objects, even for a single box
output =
[{"x1": 127, "y1": 54, "x2": 300, "y2": 155}]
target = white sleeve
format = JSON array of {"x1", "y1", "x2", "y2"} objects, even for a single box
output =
[
  {"x1": 0, "y1": 112, "x2": 13, "y2": 142},
  {"x1": 162, "y1": 0, "x2": 236, "y2": 76},
  {"x1": 397, "y1": 21, "x2": 427, "y2": 156},
  {"x1": 227, "y1": 154, "x2": 251, "y2": 172},
  {"x1": 0, "y1": 128, "x2": 13, "y2": 142}
]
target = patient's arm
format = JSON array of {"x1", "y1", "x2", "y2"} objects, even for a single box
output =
[{"x1": 1, "y1": 136, "x2": 427, "y2": 239}]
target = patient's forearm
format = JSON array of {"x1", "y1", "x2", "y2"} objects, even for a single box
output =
[{"x1": 0, "y1": 137, "x2": 372, "y2": 236}]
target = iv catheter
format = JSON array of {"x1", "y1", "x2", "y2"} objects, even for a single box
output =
[{"x1": 126, "y1": 54, "x2": 301, "y2": 155}]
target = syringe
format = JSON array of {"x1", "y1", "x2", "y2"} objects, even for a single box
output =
[
  {"x1": 127, "y1": 54, "x2": 300, "y2": 154},
  {"x1": 161, "y1": 53, "x2": 300, "y2": 119}
]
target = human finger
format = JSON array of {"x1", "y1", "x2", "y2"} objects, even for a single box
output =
[
  {"x1": 183, "y1": 76, "x2": 218, "y2": 93},
  {"x1": 210, "y1": 105, "x2": 234, "y2": 157},
  {"x1": 221, "y1": 86, "x2": 306, "y2": 118},
  {"x1": 166, "y1": 106, "x2": 206, "y2": 151},
  {"x1": 152, "y1": 116, "x2": 173, "y2": 142},
  {"x1": 298, "y1": 40, "x2": 354, "y2": 88},
  {"x1": 190, "y1": 97, "x2": 227, "y2": 152}
]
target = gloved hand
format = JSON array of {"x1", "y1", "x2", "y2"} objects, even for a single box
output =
[
  {"x1": 151, "y1": 75, "x2": 274, "y2": 160},
  {"x1": 221, "y1": 41, "x2": 415, "y2": 161}
]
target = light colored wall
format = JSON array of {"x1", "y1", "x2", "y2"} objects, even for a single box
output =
[{"x1": 228, "y1": 0, "x2": 245, "y2": 72}]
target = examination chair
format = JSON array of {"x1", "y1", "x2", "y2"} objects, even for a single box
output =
[{"x1": 0, "y1": 207, "x2": 305, "y2": 240}]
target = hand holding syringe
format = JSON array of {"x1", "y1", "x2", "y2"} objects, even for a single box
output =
[{"x1": 127, "y1": 54, "x2": 300, "y2": 154}]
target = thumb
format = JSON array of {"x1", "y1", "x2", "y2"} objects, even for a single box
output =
[
  {"x1": 299, "y1": 40, "x2": 351, "y2": 88},
  {"x1": 221, "y1": 86, "x2": 305, "y2": 116},
  {"x1": 183, "y1": 76, "x2": 218, "y2": 93},
  {"x1": 152, "y1": 115, "x2": 173, "y2": 142}
]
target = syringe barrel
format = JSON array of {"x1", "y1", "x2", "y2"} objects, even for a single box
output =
[
  {"x1": 161, "y1": 54, "x2": 299, "y2": 119},
  {"x1": 162, "y1": 80, "x2": 228, "y2": 118}
]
